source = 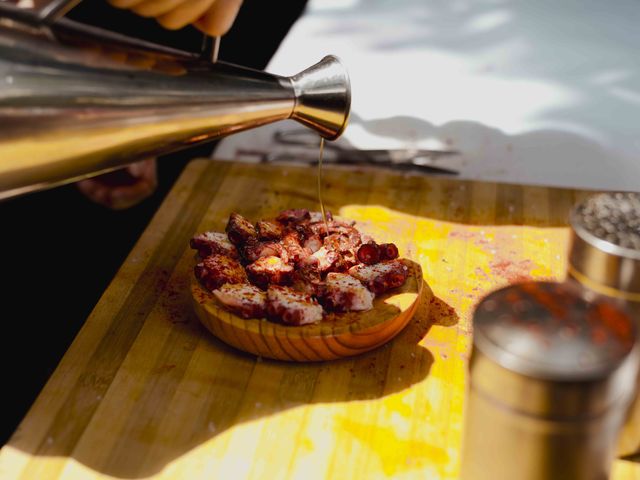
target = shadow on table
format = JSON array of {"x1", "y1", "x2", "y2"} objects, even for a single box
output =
[
  {"x1": 12, "y1": 272, "x2": 455, "y2": 479},
  {"x1": 325, "y1": 112, "x2": 608, "y2": 228},
  {"x1": 345, "y1": 112, "x2": 622, "y2": 196},
  {"x1": 316, "y1": 0, "x2": 639, "y2": 192},
  {"x1": 620, "y1": 453, "x2": 640, "y2": 465}
]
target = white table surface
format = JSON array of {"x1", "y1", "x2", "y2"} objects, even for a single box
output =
[{"x1": 214, "y1": 0, "x2": 640, "y2": 191}]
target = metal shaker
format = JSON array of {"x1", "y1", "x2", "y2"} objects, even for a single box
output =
[
  {"x1": 460, "y1": 281, "x2": 639, "y2": 480},
  {"x1": 567, "y1": 192, "x2": 640, "y2": 456}
]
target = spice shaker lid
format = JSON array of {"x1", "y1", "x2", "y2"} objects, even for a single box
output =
[
  {"x1": 569, "y1": 192, "x2": 640, "y2": 300},
  {"x1": 473, "y1": 281, "x2": 636, "y2": 382}
]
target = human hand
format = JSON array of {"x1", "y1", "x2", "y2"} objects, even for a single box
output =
[
  {"x1": 108, "y1": 0, "x2": 244, "y2": 36},
  {"x1": 76, "y1": 158, "x2": 158, "y2": 210}
]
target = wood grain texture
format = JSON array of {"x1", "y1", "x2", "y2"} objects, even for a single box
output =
[
  {"x1": 0, "y1": 159, "x2": 637, "y2": 480},
  {"x1": 191, "y1": 261, "x2": 424, "y2": 362}
]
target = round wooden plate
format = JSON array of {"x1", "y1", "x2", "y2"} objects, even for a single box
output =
[{"x1": 191, "y1": 260, "x2": 424, "y2": 362}]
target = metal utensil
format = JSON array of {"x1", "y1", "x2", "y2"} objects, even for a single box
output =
[
  {"x1": 236, "y1": 128, "x2": 459, "y2": 175},
  {"x1": 237, "y1": 149, "x2": 458, "y2": 175}
]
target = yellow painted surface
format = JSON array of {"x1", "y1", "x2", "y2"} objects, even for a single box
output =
[{"x1": 0, "y1": 160, "x2": 637, "y2": 479}]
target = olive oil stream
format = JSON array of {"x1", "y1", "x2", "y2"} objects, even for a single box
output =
[{"x1": 317, "y1": 137, "x2": 329, "y2": 233}]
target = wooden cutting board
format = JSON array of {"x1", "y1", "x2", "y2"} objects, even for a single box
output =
[{"x1": 1, "y1": 159, "x2": 638, "y2": 480}]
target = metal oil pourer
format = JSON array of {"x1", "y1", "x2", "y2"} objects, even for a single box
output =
[{"x1": 0, "y1": 1, "x2": 351, "y2": 200}]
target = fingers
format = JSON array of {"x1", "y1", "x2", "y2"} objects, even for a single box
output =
[
  {"x1": 131, "y1": 0, "x2": 187, "y2": 18},
  {"x1": 125, "y1": 157, "x2": 156, "y2": 178},
  {"x1": 108, "y1": 0, "x2": 146, "y2": 9},
  {"x1": 156, "y1": 0, "x2": 216, "y2": 30},
  {"x1": 76, "y1": 178, "x2": 110, "y2": 207},
  {"x1": 109, "y1": 0, "x2": 243, "y2": 36},
  {"x1": 107, "y1": 174, "x2": 157, "y2": 210},
  {"x1": 194, "y1": 0, "x2": 243, "y2": 36},
  {"x1": 77, "y1": 159, "x2": 158, "y2": 210}
]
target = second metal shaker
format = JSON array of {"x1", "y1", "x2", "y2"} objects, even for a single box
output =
[
  {"x1": 460, "y1": 281, "x2": 639, "y2": 480},
  {"x1": 567, "y1": 191, "x2": 640, "y2": 456}
]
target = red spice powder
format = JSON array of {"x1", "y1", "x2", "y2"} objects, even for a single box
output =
[
  {"x1": 427, "y1": 296, "x2": 458, "y2": 327},
  {"x1": 503, "y1": 282, "x2": 635, "y2": 350},
  {"x1": 588, "y1": 301, "x2": 634, "y2": 348},
  {"x1": 519, "y1": 282, "x2": 568, "y2": 320},
  {"x1": 490, "y1": 258, "x2": 534, "y2": 285}
]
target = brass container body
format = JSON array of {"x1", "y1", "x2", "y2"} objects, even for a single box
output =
[
  {"x1": 568, "y1": 225, "x2": 640, "y2": 302},
  {"x1": 462, "y1": 351, "x2": 631, "y2": 480}
]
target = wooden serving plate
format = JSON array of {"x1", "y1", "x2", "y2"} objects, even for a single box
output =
[{"x1": 191, "y1": 260, "x2": 424, "y2": 362}]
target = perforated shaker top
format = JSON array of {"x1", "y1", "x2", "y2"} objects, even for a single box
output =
[{"x1": 571, "y1": 192, "x2": 640, "y2": 255}]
